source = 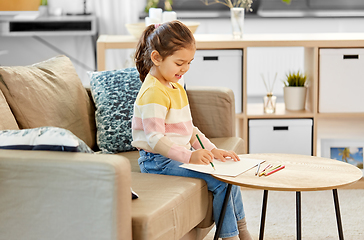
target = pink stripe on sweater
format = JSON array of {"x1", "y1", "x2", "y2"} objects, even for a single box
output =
[
  {"x1": 165, "y1": 121, "x2": 193, "y2": 135},
  {"x1": 133, "y1": 117, "x2": 193, "y2": 136},
  {"x1": 167, "y1": 144, "x2": 192, "y2": 163},
  {"x1": 132, "y1": 117, "x2": 165, "y2": 134}
]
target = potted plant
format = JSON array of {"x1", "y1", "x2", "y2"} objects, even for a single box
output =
[
  {"x1": 39, "y1": 0, "x2": 48, "y2": 17},
  {"x1": 283, "y1": 70, "x2": 308, "y2": 111}
]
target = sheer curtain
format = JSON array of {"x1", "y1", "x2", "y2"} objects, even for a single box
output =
[{"x1": 91, "y1": 0, "x2": 144, "y2": 70}]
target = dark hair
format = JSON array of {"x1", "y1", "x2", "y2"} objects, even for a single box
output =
[{"x1": 134, "y1": 20, "x2": 195, "y2": 82}]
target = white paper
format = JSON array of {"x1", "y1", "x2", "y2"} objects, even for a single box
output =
[{"x1": 180, "y1": 155, "x2": 265, "y2": 177}]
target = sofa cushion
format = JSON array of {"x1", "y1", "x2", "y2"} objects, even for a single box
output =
[
  {"x1": 187, "y1": 86, "x2": 236, "y2": 138},
  {"x1": 116, "y1": 150, "x2": 141, "y2": 172},
  {"x1": 0, "y1": 89, "x2": 18, "y2": 130},
  {"x1": 0, "y1": 55, "x2": 96, "y2": 149},
  {"x1": 210, "y1": 137, "x2": 245, "y2": 155},
  {"x1": 0, "y1": 127, "x2": 94, "y2": 153},
  {"x1": 131, "y1": 172, "x2": 212, "y2": 240},
  {"x1": 89, "y1": 68, "x2": 142, "y2": 153}
]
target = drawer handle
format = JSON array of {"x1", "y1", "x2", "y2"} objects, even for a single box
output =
[
  {"x1": 203, "y1": 56, "x2": 219, "y2": 61},
  {"x1": 273, "y1": 126, "x2": 289, "y2": 131},
  {"x1": 343, "y1": 54, "x2": 359, "y2": 59}
]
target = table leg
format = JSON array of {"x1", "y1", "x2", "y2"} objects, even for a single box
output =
[
  {"x1": 333, "y1": 189, "x2": 344, "y2": 240},
  {"x1": 259, "y1": 190, "x2": 269, "y2": 240},
  {"x1": 214, "y1": 183, "x2": 232, "y2": 240},
  {"x1": 296, "y1": 191, "x2": 301, "y2": 240}
]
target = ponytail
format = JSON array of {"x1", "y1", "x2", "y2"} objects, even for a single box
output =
[{"x1": 135, "y1": 24, "x2": 156, "y2": 82}]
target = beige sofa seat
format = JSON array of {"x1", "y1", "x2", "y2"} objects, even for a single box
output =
[{"x1": 131, "y1": 172, "x2": 211, "y2": 240}]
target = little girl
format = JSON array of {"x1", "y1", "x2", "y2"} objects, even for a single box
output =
[{"x1": 132, "y1": 20, "x2": 253, "y2": 240}]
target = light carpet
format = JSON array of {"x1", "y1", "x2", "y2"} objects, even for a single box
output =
[{"x1": 204, "y1": 189, "x2": 364, "y2": 240}]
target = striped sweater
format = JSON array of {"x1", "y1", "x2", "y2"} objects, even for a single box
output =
[{"x1": 132, "y1": 74, "x2": 216, "y2": 163}]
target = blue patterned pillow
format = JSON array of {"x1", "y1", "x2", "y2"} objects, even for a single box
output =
[
  {"x1": 89, "y1": 68, "x2": 142, "y2": 153},
  {"x1": 0, "y1": 127, "x2": 94, "y2": 153}
]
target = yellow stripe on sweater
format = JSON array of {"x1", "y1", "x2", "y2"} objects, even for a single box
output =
[{"x1": 135, "y1": 74, "x2": 188, "y2": 109}]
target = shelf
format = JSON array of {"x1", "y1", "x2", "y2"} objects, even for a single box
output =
[
  {"x1": 246, "y1": 103, "x2": 314, "y2": 119},
  {"x1": 96, "y1": 33, "x2": 364, "y2": 156},
  {"x1": 0, "y1": 15, "x2": 97, "y2": 36}
]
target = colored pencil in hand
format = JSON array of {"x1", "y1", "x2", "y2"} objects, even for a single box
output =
[{"x1": 196, "y1": 134, "x2": 215, "y2": 170}]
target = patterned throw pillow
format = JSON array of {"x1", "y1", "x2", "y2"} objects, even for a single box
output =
[
  {"x1": 89, "y1": 68, "x2": 142, "y2": 153},
  {"x1": 0, "y1": 127, "x2": 94, "y2": 153}
]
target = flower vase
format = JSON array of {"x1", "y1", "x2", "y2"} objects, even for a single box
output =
[
  {"x1": 230, "y1": 8, "x2": 245, "y2": 39},
  {"x1": 264, "y1": 93, "x2": 277, "y2": 113}
]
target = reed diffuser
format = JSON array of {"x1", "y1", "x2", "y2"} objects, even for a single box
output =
[{"x1": 261, "y1": 73, "x2": 277, "y2": 114}]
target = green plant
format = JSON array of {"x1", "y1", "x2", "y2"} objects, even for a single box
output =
[
  {"x1": 201, "y1": 0, "x2": 291, "y2": 11},
  {"x1": 283, "y1": 70, "x2": 307, "y2": 87},
  {"x1": 282, "y1": 0, "x2": 291, "y2": 4},
  {"x1": 145, "y1": 0, "x2": 173, "y2": 13},
  {"x1": 201, "y1": 0, "x2": 254, "y2": 11},
  {"x1": 40, "y1": 0, "x2": 48, "y2": 6}
]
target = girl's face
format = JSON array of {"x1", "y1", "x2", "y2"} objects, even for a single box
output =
[{"x1": 150, "y1": 46, "x2": 196, "y2": 88}]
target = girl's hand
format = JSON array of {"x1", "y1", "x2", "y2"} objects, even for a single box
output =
[
  {"x1": 211, "y1": 148, "x2": 240, "y2": 162},
  {"x1": 190, "y1": 149, "x2": 214, "y2": 165}
]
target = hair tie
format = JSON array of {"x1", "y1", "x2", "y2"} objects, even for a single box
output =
[{"x1": 154, "y1": 23, "x2": 161, "y2": 29}]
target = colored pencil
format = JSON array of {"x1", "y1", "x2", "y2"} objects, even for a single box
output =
[
  {"x1": 265, "y1": 165, "x2": 285, "y2": 176},
  {"x1": 255, "y1": 162, "x2": 261, "y2": 176},
  {"x1": 196, "y1": 134, "x2": 215, "y2": 170}
]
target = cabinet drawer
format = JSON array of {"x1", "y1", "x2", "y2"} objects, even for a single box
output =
[
  {"x1": 184, "y1": 50, "x2": 243, "y2": 113},
  {"x1": 249, "y1": 119, "x2": 313, "y2": 155},
  {"x1": 319, "y1": 48, "x2": 364, "y2": 113}
]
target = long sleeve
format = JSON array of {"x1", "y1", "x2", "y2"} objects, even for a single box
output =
[{"x1": 132, "y1": 74, "x2": 200, "y2": 163}]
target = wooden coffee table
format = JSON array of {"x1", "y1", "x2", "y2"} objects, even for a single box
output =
[{"x1": 212, "y1": 153, "x2": 363, "y2": 240}]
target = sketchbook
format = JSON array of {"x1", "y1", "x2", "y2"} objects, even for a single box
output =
[{"x1": 180, "y1": 155, "x2": 265, "y2": 177}]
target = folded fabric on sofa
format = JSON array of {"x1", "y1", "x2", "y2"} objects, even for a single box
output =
[{"x1": 0, "y1": 127, "x2": 94, "y2": 153}]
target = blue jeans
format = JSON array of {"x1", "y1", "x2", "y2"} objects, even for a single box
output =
[{"x1": 138, "y1": 150, "x2": 245, "y2": 238}]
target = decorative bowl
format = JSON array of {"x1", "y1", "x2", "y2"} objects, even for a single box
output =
[{"x1": 125, "y1": 21, "x2": 200, "y2": 39}]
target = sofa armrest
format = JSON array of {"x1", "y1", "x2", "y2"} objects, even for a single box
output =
[
  {"x1": 0, "y1": 150, "x2": 132, "y2": 240},
  {"x1": 187, "y1": 86, "x2": 236, "y2": 138}
]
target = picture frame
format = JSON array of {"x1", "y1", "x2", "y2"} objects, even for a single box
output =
[{"x1": 321, "y1": 139, "x2": 364, "y2": 175}]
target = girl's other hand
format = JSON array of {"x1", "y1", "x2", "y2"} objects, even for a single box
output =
[
  {"x1": 190, "y1": 149, "x2": 214, "y2": 165},
  {"x1": 211, "y1": 149, "x2": 240, "y2": 162}
]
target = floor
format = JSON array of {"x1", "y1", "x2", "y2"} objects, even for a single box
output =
[{"x1": 203, "y1": 178, "x2": 364, "y2": 240}]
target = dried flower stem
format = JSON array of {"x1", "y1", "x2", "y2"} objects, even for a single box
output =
[
  {"x1": 201, "y1": 0, "x2": 253, "y2": 10},
  {"x1": 261, "y1": 72, "x2": 277, "y2": 93}
]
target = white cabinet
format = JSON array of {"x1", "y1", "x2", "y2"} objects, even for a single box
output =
[
  {"x1": 319, "y1": 48, "x2": 364, "y2": 113},
  {"x1": 184, "y1": 50, "x2": 243, "y2": 113},
  {"x1": 249, "y1": 119, "x2": 313, "y2": 155}
]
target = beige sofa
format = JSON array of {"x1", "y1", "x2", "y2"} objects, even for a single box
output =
[{"x1": 0, "y1": 56, "x2": 244, "y2": 240}]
